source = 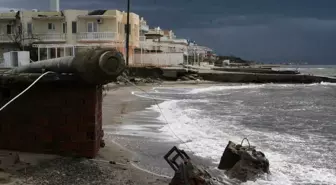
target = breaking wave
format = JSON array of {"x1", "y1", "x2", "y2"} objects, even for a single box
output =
[
  {"x1": 144, "y1": 84, "x2": 336, "y2": 185},
  {"x1": 188, "y1": 84, "x2": 266, "y2": 94}
]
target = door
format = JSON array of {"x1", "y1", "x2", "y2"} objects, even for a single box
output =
[{"x1": 87, "y1": 22, "x2": 98, "y2": 39}]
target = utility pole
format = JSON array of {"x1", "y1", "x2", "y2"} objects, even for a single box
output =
[{"x1": 126, "y1": 0, "x2": 130, "y2": 66}]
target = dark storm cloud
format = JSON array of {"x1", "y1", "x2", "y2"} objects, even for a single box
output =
[{"x1": 1, "y1": 0, "x2": 336, "y2": 64}]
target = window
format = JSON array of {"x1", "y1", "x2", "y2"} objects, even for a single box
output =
[
  {"x1": 6, "y1": 25, "x2": 12, "y2": 34},
  {"x1": 62, "y1": 22, "x2": 67, "y2": 33},
  {"x1": 17, "y1": 25, "x2": 22, "y2": 34},
  {"x1": 87, "y1": 22, "x2": 98, "y2": 32},
  {"x1": 124, "y1": 24, "x2": 131, "y2": 34},
  {"x1": 72, "y1": 21, "x2": 77, "y2": 33},
  {"x1": 27, "y1": 23, "x2": 33, "y2": 34},
  {"x1": 48, "y1": 23, "x2": 55, "y2": 30},
  {"x1": 118, "y1": 22, "x2": 121, "y2": 33}
]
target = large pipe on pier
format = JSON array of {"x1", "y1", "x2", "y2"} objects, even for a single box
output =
[{"x1": 6, "y1": 49, "x2": 126, "y2": 84}]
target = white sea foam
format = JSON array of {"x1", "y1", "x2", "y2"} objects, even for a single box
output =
[
  {"x1": 150, "y1": 98, "x2": 336, "y2": 185},
  {"x1": 131, "y1": 91, "x2": 172, "y2": 101},
  {"x1": 186, "y1": 82, "x2": 336, "y2": 95},
  {"x1": 321, "y1": 82, "x2": 336, "y2": 86},
  {"x1": 188, "y1": 84, "x2": 266, "y2": 94}
]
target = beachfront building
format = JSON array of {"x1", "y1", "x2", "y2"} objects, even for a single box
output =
[
  {"x1": 133, "y1": 24, "x2": 216, "y2": 66},
  {"x1": 0, "y1": 11, "x2": 19, "y2": 63},
  {"x1": 0, "y1": 9, "x2": 140, "y2": 63},
  {"x1": 134, "y1": 25, "x2": 191, "y2": 66},
  {"x1": 186, "y1": 42, "x2": 215, "y2": 66}
]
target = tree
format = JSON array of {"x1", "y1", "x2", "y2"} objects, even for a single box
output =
[{"x1": 7, "y1": 20, "x2": 41, "y2": 62}]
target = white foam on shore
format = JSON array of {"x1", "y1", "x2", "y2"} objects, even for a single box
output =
[
  {"x1": 131, "y1": 91, "x2": 172, "y2": 101},
  {"x1": 187, "y1": 83, "x2": 336, "y2": 95},
  {"x1": 321, "y1": 82, "x2": 336, "y2": 86},
  {"x1": 188, "y1": 84, "x2": 266, "y2": 94},
  {"x1": 149, "y1": 98, "x2": 336, "y2": 185}
]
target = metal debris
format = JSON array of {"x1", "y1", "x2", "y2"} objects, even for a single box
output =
[{"x1": 164, "y1": 146, "x2": 219, "y2": 185}]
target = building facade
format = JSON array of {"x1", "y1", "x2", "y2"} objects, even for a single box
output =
[
  {"x1": 1, "y1": 8, "x2": 214, "y2": 67},
  {"x1": 0, "y1": 9, "x2": 140, "y2": 63},
  {"x1": 0, "y1": 11, "x2": 19, "y2": 63}
]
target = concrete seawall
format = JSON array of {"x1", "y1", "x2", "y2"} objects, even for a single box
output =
[
  {"x1": 123, "y1": 66, "x2": 336, "y2": 84},
  {"x1": 198, "y1": 71, "x2": 336, "y2": 83},
  {"x1": 212, "y1": 67, "x2": 299, "y2": 74}
]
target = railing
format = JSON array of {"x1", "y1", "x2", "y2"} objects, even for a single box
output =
[
  {"x1": 140, "y1": 36, "x2": 146, "y2": 41},
  {"x1": 77, "y1": 32, "x2": 117, "y2": 41},
  {"x1": 0, "y1": 34, "x2": 14, "y2": 43},
  {"x1": 35, "y1": 33, "x2": 66, "y2": 41},
  {"x1": 140, "y1": 24, "x2": 149, "y2": 32},
  {"x1": 173, "y1": 39, "x2": 188, "y2": 45},
  {"x1": 146, "y1": 29, "x2": 164, "y2": 36}
]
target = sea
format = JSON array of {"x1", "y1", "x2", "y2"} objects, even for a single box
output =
[{"x1": 108, "y1": 65, "x2": 336, "y2": 185}]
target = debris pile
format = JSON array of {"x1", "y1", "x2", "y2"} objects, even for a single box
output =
[
  {"x1": 178, "y1": 73, "x2": 203, "y2": 81},
  {"x1": 116, "y1": 72, "x2": 162, "y2": 85},
  {"x1": 218, "y1": 139, "x2": 270, "y2": 182},
  {"x1": 164, "y1": 146, "x2": 219, "y2": 185}
]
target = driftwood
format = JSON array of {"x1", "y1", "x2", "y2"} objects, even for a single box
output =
[{"x1": 2, "y1": 48, "x2": 125, "y2": 85}]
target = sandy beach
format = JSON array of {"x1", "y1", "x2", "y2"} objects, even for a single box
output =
[
  {"x1": 1, "y1": 81, "x2": 216, "y2": 185},
  {"x1": 1, "y1": 84, "x2": 170, "y2": 185}
]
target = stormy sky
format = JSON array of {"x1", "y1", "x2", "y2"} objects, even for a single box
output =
[{"x1": 1, "y1": 0, "x2": 336, "y2": 64}]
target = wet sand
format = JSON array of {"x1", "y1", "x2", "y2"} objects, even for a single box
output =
[
  {"x1": 101, "y1": 82, "x2": 220, "y2": 180},
  {"x1": 2, "y1": 84, "x2": 170, "y2": 185},
  {"x1": 3, "y1": 81, "x2": 219, "y2": 185}
]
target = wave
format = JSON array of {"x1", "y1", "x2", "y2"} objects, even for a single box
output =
[
  {"x1": 188, "y1": 84, "x2": 266, "y2": 94},
  {"x1": 131, "y1": 91, "x2": 172, "y2": 101},
  {"x1": 150, "y1": 99, "x2": 336, "y2": 185},
  {"x1": 187, "y1": 82, "x2": 335, "y2": 94},
  {"x1": 320, "y1": 82, "x2": 336, "y2": 86}
]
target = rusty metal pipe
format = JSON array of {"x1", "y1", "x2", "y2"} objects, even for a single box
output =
[{"x1": 6, "y1": 48, "x2": 126, "y2": 84}]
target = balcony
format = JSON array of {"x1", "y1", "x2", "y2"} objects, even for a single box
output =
[
  {"x1": 34, "y1": 33, "x2": 66, "y2": 42},
  {"x1": 77, "y1": 32, "x2": 117, "y2": 41},
  {"x1": 0, "y1": 34, "x2": 14, "y2": 43},
  {"x1": 140, "y1": 24, "x2": 149, "y2": 32},
  {"x1": 145, "y1": 29, "x2": 164, "y2": 39},
  {"x1": 173, "y1": 39, "x2": 188, "y2": 45},
  {"x1": 139, "y1": 36, "x2": 146, "y2": 42}
]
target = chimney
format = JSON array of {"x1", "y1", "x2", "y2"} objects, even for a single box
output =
[{"x1": 50, "y1": 0, "x2": 60, "y2": 11}]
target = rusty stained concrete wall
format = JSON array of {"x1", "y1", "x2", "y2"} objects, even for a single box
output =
[{"x1": 0, "y1": 83, "x2": 103, "y2": 158}]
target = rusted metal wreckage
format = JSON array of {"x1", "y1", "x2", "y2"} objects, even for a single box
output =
[
  {"x1": 0, "y1": 48, "x2": 125, "y2": 158},
  {"x1": 164, "y1": 139, "x2": 270, "y2": 184},
  {"x1": 0, "y1": 48, "x2": 125, "y2": 85}
]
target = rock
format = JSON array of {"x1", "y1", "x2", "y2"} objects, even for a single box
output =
[
  {"x1": 226, "y1": 150, "x2": 269, "y2": 182},
  {"x1": 218, "y1": 141, "x2": 270, "y2": 182},
  {"x1": 100, "y1": 140, "x2": 106, "y2": 148},
  {"x1": 190, "y1": 74, "x2": 199, "y2": 77},
  {"x1": 180, "y1": 76, "x2": 190, "y2": 81},
  {"x1": 188, "y1": 75, "x2": 197, "y2": 80},
  {"x1": 0, "y1": 172, "x2": 11, "y2": 184},
  {"x1": 109, "y1": 161, "x2": 116, "y2": 165}
]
